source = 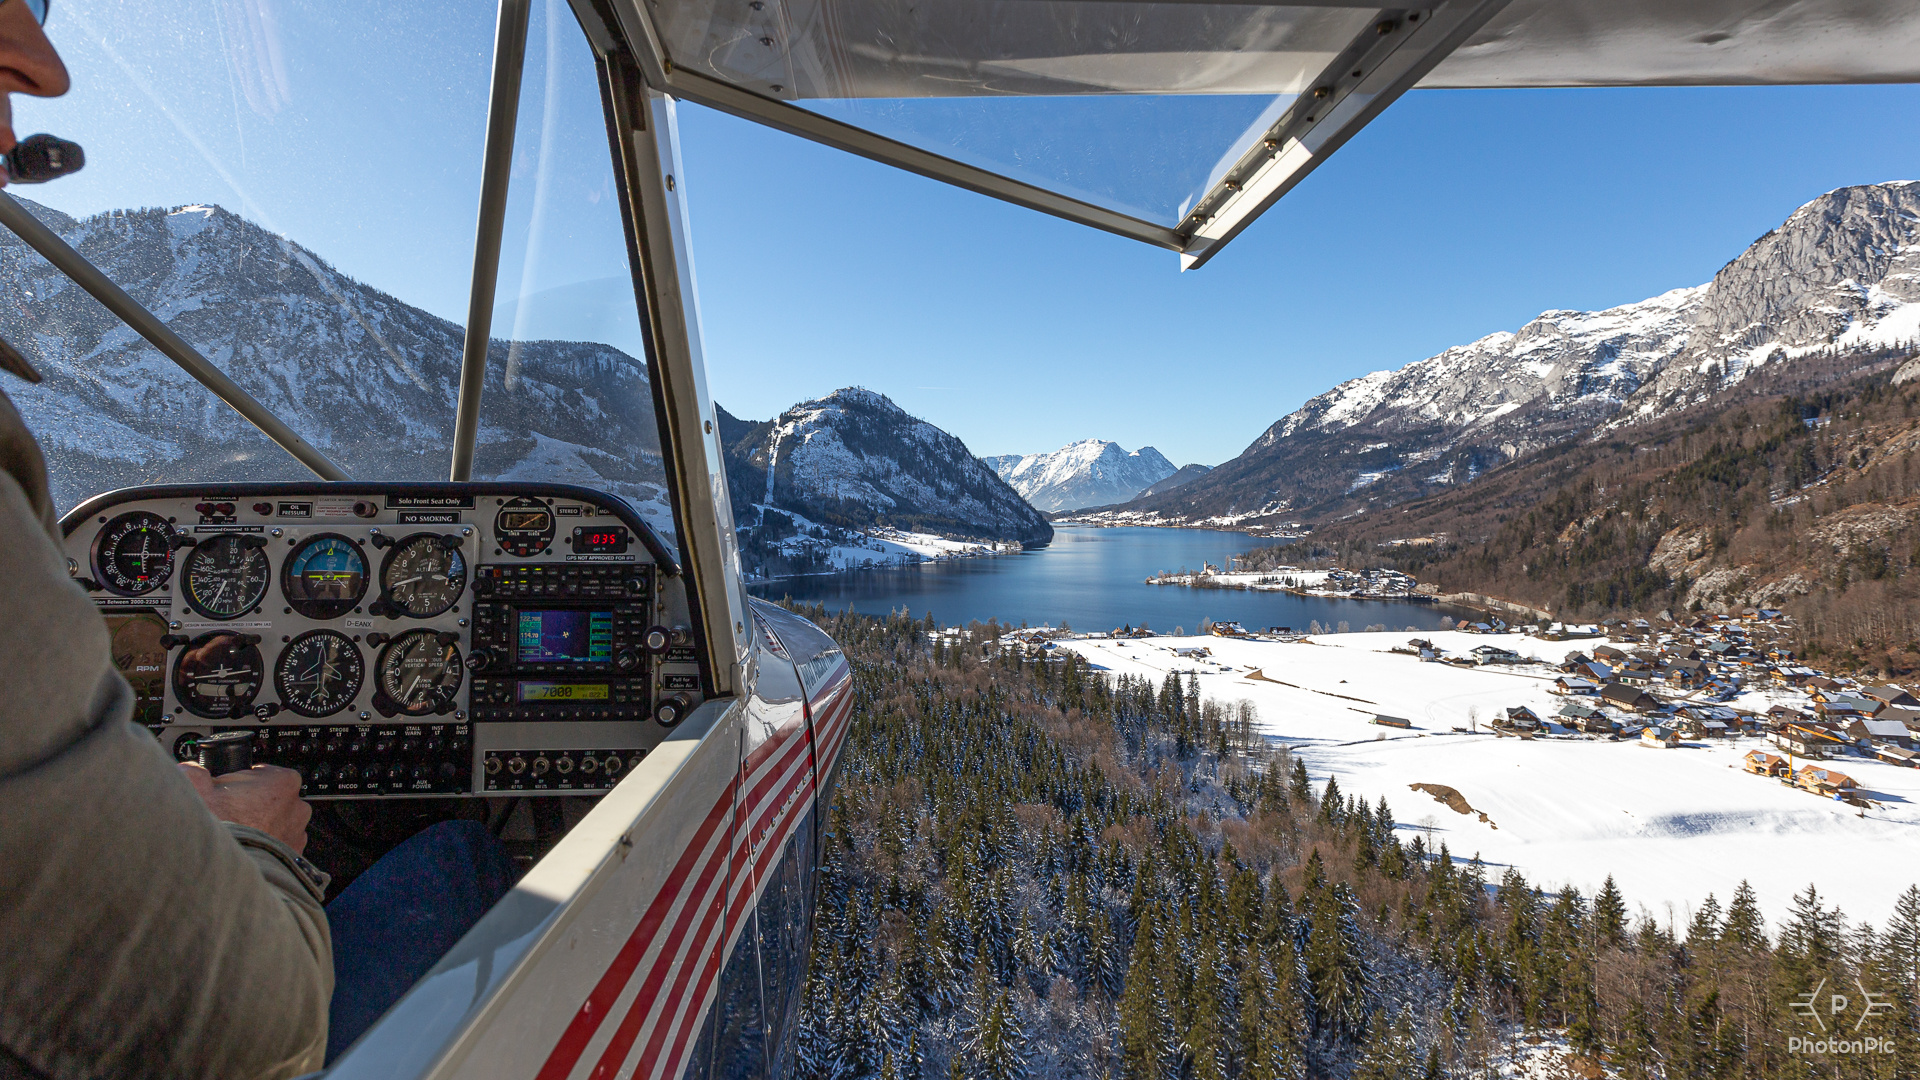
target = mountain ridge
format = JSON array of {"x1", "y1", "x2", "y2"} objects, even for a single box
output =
[
  {"x1": 1098, "y1": 181, "x2": 1920, "y2": 528},
  {"x1": 1, "y1": 197, "x2": 674, "y2": 534},
  {"x1": 719, "y1": 388, "x2": 1053, "y2": 548}
]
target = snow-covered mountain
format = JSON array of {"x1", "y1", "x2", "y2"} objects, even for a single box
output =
[
  {"x1": 1117, "y1": 181, "x2": 1920, "y2": 526},
  {"x1": 718, "y1": 389, "x2": 1053, "y2": 546},
  {"x1": 0, "y1": 198, "x2": 672, "y2": 533},
  {"x1": 983, "y1": 439, "x2": 1177, "y2": 513}
]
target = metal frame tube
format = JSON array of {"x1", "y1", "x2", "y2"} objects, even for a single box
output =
[
  {"x1": 597, "y1": 51, "x2": 749, "y2": 696},
  {"x1": 0, "y1": 191, "x2": 350, "y2": 481},
  {"x1": 450, "y1": 0, "x2": 533, "y2": 482}
]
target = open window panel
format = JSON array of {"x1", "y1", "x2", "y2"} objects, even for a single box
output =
[{"x1": 631, "y1": 0, "x2": 1920, "y2": 268}]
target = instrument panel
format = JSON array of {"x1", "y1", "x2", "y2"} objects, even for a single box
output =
[{"x1": 61, "y1": 484, "x2": 706, "y2": 799}]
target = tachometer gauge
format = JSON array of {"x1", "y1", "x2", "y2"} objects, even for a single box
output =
[
  {"x1": 275, "y1": 629, "x2": 363, "y2": 718},
  {"x1": 172, "y1": 631, "x2": 264, "y2": 719},
  {"x1": 92, "y1": 511, "x2": 176, "y2": 595},
  {"x1": 379, "y1": 534, "x2": 467, "y2": 618},
  {"x1": 494, "y1": 496, "x2": 554, "y2": 557},
  {"x1": 282, "y1": 534, "x2": 368, "y2": 619},
  {"x1": 375, "y1": 629, "x2": 462, "y2": 716},
  {"x1": 181, "y1": 535, "x2": 271, "y2": 619}
]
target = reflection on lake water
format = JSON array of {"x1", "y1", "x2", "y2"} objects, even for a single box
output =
[{"x1": 750, "y1": 526, "x2": 1470, "y2": 633}]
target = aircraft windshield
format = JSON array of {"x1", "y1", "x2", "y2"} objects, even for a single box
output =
[
  {"x1": 0, "y1": 0, "x2": 672, "y2": 550},
  {"x1": 652, "y1": 0, "x2": 1378, "y2": 225},
  {"x1": 480, "y1": 0, "x2": 676, "y2": 542}
]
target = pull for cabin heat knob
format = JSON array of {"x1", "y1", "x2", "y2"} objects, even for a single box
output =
[{"x1": 197, "y1": 730, "x2": 255, "y2": 777}]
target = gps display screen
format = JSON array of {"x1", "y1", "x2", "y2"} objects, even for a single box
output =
[{"x1": 516, "y1": 609, "x2": 614, "y2": 664}]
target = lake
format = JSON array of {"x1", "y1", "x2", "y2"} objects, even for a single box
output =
[{"x1": 750, "y1": 526, "x2": 1468, "y2": 632}]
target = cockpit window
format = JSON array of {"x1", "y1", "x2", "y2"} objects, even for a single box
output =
[
  {"x1": 651, "y1": 0, "x2": 1377, "y2": 226},
  {"x1": 2, "y1": 1, "x2": 492, "y2": 510},
  {"x1": 477, "y1": 0, "x2": 676, "y2": 550},
  {"x1": 1, "y1": 0, "x2": 667, "y2": 536}
]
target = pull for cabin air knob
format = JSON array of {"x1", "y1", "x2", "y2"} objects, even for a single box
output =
[{"x1": 197, "y1": 730, "x2": 256, "y2": 777}]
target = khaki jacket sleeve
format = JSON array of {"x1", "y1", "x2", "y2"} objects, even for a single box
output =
[{"x1": 0, "y1": 459, "x2": 334, "y2": 1080}]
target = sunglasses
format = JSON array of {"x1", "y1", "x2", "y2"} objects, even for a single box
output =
[{"x1": 17, "y1": 0, "x2": 46, "y2": 24}]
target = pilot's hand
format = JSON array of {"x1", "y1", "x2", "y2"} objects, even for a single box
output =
[{"x1": 180, "y1": 762, "x2": 312, "y2": 855}]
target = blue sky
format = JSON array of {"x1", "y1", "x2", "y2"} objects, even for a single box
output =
[
  {"x1": 680, "y1": 84, "x2": 1920, "y2": 465},
  {"x1": 18, "y1": 0, "x2": 1920, "y2": 469}
]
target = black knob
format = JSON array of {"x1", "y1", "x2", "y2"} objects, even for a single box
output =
[
  {"x1": 252, "y1": 702, "x2": 280, "y2": 720},
  {"x1": 656, "y1": 693, "x2": 692, "y2": 728},
  {"x1": 440, "y1": 533, "x2": 465, "y2": 549},
  {"x1": 197, "y1": 730, "x2": 255, "y2": 776},
  {"x1": 465, "y1": 648, "x2": 494, "y2": 671},
  {"x1": 366, "y1": 632, "x2": 390, "y2": 647},
  {"x1": 160, "y1": 634, "x2": 191, "y2": 649},
  {"x1": 614, "y1": 647, "x2": 642, "y2": 673}
]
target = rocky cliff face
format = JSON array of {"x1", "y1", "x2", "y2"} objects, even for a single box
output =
[
  {"x1": 984, "y1": 439, "x2": 1177, "y2": 513},
  {"x1": 720, "y1": 388, "x2": 1053, "y2": 545},
  {"x1": 0, "y1": 198, "x2": 671, "y2": 533},
  {"x1": 1114, "y1": 181, "x2": 1920, "y2": 526}
]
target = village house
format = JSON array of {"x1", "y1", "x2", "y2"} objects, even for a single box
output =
[
  {"x1": 1847, "y1": 717, "x2": 1914, "y2": 749},
  {"x1": 1674, "y1": 704, "x2": 1739, "y2": 737},
  {"x1": 1552, "y1": 676, "x2": 1598, "y2": 696},
  {"x1": 1372, "y1": 715, "x2": 1413, "y2": 729},
  {"x1": 1600, "y1": 683, "x2": 1660, "y2": 713},
  {"x1": 1557, "y1": 651, "x2": 1592, "y2": 672},
  {"x1": 1472, "y1": 644, "x2": 1523, "y2": 665},
  {"x1": 1661, "y1": 658, "x2": 1709, "y2": 688},
  {"x1": 1860, "y1": 685, "x2": 1920, "y2": 710},
  {"x1": 1572, "y1": 660, "x2": 1614, "y2": 683},
  {"x1": 1744, "y1": 750, "x2": 1789, "y2": 776},
  {"x1": 1773, "y1": 724, "x2": 1842, "y2": 759},
  {"x1": 1795, "y1": 764, "x2": 1856, "y2": 797},
  {"x1": 1641, "y1": 725, "x2": 1680, "y2": 748},
  {"x1": 1767, "y1": 704, "x2": 1812, "y2": 727},
  {"x1": 1500, "y1": 706, "x2": 1543, "y2": 731},
  {"x1": 1879, "y1": 706, "x2": 1920, "y2": 738},
  {"x1": 1556, "y1": 701, "x2": 1616, "y2": 734},
  {"x1": 1815, "y1": 693, "x2": 1880, "y2": 721}
]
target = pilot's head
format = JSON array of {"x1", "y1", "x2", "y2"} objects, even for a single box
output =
[{"x1": 0, "y1": 0, "x2": 67, "y2": 171}]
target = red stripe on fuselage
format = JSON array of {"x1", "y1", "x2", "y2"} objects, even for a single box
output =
[{"x1": 536, "y1": 787, "x2": 732, "y2": 1080}]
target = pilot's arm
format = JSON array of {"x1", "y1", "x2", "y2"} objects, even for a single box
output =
[{"x1": 0, "y1": 390, "x2": 333, "y2": 1079}]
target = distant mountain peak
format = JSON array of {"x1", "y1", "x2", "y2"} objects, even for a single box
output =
[{"x1": 986, "y1": 439, "x2": 1178, "y2": 514}]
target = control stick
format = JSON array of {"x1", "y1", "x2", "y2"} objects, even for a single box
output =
[{"x1": 196, "y1": 730, "x2": 255, "y2": 777}]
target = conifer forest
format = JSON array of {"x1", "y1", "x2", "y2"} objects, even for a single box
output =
[{"x1": 786, "y1": 606, "x2": 1920, "y2": 1080}]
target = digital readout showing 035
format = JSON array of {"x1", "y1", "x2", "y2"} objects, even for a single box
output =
[{"x1": 571, "y1": 525, "x2": 629, "y2": 554}]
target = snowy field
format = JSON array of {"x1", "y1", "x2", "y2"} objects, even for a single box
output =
[{"x1": 1057, "y1": 630, "x2": 1920, "y2": 927}]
